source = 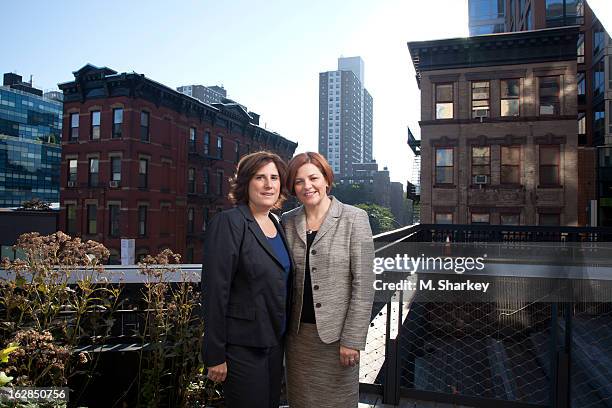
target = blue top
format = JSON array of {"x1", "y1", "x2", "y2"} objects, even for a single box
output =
[{"x1": 267, "y1": 231, "x2": 291, "y2": 334}]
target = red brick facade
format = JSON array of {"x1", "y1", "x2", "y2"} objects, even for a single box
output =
[{"x1": 59, "y1": 65, "x2": 297, "y2": 263}]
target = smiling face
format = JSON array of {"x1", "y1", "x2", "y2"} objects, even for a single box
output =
[
  {"x1": 293, "y1": 163, "x2": 329, "y2": 207},
  {"x1": 247, "y1": 161, "x2": 281, "y2": 211}
]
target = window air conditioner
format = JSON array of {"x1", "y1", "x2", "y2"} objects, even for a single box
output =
[
  {"x1": 473, "y1": 175, "x2": 489, "y2": 184},
  {"x1": 109, "y1": 180, "x2": 120, "y2": 188}
]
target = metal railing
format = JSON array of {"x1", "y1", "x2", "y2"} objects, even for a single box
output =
[{"x1": 361, "y1": 224, "x2": 612, "y2": 408}]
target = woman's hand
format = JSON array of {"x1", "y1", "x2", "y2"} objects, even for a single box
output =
[
  {"x1": 207, "y1": 362, "x2": 227, "y2": 382},
  {"x1": 339, "y1": 345, "x2": 360, "y2": 367}
]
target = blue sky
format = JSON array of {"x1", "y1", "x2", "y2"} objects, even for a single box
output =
[{"x1": 1, "y1": 0, "x2": 470, "y2": 186}]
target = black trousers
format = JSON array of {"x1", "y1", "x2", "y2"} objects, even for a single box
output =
[{"x1": 223, "y1": 342, "x2": 284, "y2": 408}]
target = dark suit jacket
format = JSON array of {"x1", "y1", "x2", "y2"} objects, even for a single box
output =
[{"x1": 201, "y1": 204, "x2": 294, "y2": 367}]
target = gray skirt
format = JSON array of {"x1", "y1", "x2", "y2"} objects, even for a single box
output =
[{"x1": 286, "y1": 323, "x2": 359, "y2": 408}]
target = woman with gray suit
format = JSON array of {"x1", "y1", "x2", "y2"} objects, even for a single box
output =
[{"x1": 282, "y1": 152, "x2": 375, "y2": 407}]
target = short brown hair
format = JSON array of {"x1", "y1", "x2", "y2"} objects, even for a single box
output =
[
  {"x1": 286, "y1": 152, "x2": 334, "y2": 196},
  {"x1": 228, "y1": 151, "x2": 288, "y2": 209}
]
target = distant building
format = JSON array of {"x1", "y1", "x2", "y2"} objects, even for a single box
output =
[
  {"x1": 0, "y1": 73, "x2": 62, "y2": 207},
  {"x1": 468, "y1": 0, "x2": 507, "y2": 35},
  {"x1": 177, "y1": 84, "x2": 227, "y2": 105},
  {"x1": 59, "y1": 64, "x2": 297, "y2": 264},
  {"x1": 319, "y1": 56, "x2": 373, "y2": 176},
  {"x1": 409, "y1": 26, "x2": 579, "y2": 226}
]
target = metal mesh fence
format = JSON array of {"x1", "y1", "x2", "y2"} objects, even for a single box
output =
[
  {"x1": 570, "y1": 303, "x2": 612, "y2": 408},
  {"x1": 398, "y1": 298, "x2": 552, "y2": 405}
]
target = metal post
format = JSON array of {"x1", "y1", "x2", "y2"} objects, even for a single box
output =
[{"x1": 383, "y1": 298, "x2": 401, "y2": 406}]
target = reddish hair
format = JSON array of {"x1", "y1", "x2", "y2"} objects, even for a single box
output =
[
  {"x1": 228, "y1": 151, "x2": 288, "y2": 209},
  {"x1": 286, "y1": 152, "x2": 334, "y2": 195}
]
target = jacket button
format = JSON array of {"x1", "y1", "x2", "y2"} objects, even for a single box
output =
[
  {"x1": 311, "y1": 250, "x2": 317, "y2": 255},
  {"x1": 313, "y1": 285, "x2": 319, "y2": 290},
  {"x1": 315, "y1": 303, "x2": 321, "y2": 308}
]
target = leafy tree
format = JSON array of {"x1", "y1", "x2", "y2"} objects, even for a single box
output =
[
  {"x1": 355, "y1": 203, "x2": 397, "y2": 235},
  {"x1": 332, "y1": 183, "x2": 367, "y2": 205}
]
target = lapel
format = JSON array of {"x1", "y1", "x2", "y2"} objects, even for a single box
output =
[
  {"x1": 311, "y1": 196, "x2": 343, "y2": 247},
  {"x1": 238, "y1": 204, "x2": 284, "y2": 269},
  {"x1": 293, "y1": 206, "x2": 307, "y2": 245},
  {"x1": 273, "y1": 215, "x2": 295, "y2": 271}
]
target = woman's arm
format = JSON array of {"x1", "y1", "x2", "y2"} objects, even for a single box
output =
[
  {"x1": 340, "y1": 209, "x2": 375, "y2": 351},
  {"x1": 201, "y1": 212, "x2": 241, "y2": 367}
]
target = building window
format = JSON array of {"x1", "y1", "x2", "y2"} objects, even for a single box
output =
[
  {"x1": 594, "y1": 104, "x2": 605, "y2": 145},
  {"x1": 203, "y1": 169, "x2": 209, "y2": 194},
  {"x1": 216, "y1": 171, "x2": 223, "y2": 195},
  {"x1": 160, "y1": 206, "x2": 170, "y2": 235},
  {"x1": 501, "y1": 146, "x2": 520, "y2": 184},
  {"x1": 500, "y1": 214, "x2": 520, "y2": 225},
  {"x1": 539, "y1": 76, "x2": 560, "y2": 116},
  {"x1": 88, "y1": 158, "x2": 99, "y2": 187},
  {"x1": 539, "y1": 145, "x2": 560, "y2": 186},
  {"x1": 68, "y1": 159, "x2": 78, "y2": 183},
  {"x1": 594, "y1": 58, "x2": 605, "y2": 97},
  {"x1": 91, "y1": 111, "x2": 100, "y2": 140},
  {"x1": 87, "y1": 204, "x2": 97, "y2": 234},
  {"x1": 578, "y1": 113, "x2": 586, "y2": 142},
  {"x1": 66, "y1": 204, "x2": 76, "y2": 235},
  {"x1": 593, "y1": 25, "x2": 605, "y2": 55},
  {"x1": 217, "y1": 135, "x2": 223, "y2": 159},
  {"x1": 111, "y1": 157, "x2": 121, "y2": 182},
  {"x1": 435, "y1": 212, "x2": 453, "y2": 224},
  {"x1": 140, "y1": 111, "x2": 150, "y2": 142},
  {"x1": 539, "y1": 213, "x2": 560, "y2": 226},
  {"x1": 435, "y1": 147, "x2": 453, "y2": 184},
  {"x1": 577, "y1": 33, "x2": 585, "y2": 64},
  {"x1": 138, "y1": 205, "x2": 147, "y2": 237},
  {"x1": 204, "y1": 131, "x2": 210, "y2": 155},
  {"x1": 203, "y1": 207, "x2": 209, "y2": 228},
  {"x1": 109, "y1": 204, "x2": 121, "y2": 237},
  {"x1": 188, "y1": 168, "x2": 195, "y2": 193},
  {"x1": 577, "y1": 73, "x2": 586, "y2": 104},
  {"x1": 70, "y1": 113, "x2": 79, "y2": 141},
  {"x1": 471, "y1": 146, "x2": 490, "y2": 180},
  {"x1": 435, "y1": 84, "x2": 453, "y2": 119},
  {"x1": 139, "y1": 158, "x2": 148, "y2": 189},
  {"x1": 471, "y1": 212, "x2": 490, "y2": 224},
  {"x1": 112, "y1": 108, "x2": 123, "y2": 138},
  {"x1": 187, "y1": 208, "x2": 194, "y2": 233},
  {"x1": 471, "y1": 81, "x2": 490, "y2": 118},
  {"x1": 189, "y1": 127, "x2": 196, "y2": 152},
  {"x1": 501, "y1": 79, "x2": 520, "y2": 117},
  {"x1": 235, "y1": 141, "x2": 240, "y2": 163}
]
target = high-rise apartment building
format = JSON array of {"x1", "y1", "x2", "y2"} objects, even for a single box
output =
[
  {"x1": 468, "y1": 0, "x2": 612, "y2": 225},
  {"x1": 0, "y1": 73, "x2": 62, "y2": 207},
  {"x1": 319, "y1": 57, "x2": 373, "y2": 176},
  {"x1": 58, "y1": 64, "x2": 297, "y2": 264},
  {"x1": 469, "y1": 0, "x2": 507, "y2": 35},
  {"x1": 177, "y1": 84, "x2": 227, "y2": 105}
]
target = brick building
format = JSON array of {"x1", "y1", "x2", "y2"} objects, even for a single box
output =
[
  {"x1": 468, "y1": 0, "x2": 611, "y2": 225},
  {"x1": 408, "y1": 26, "x2": 580, "y2": 226},
  {"x1": 58, "y1": 64, "x2": 297, "y2": 263}
]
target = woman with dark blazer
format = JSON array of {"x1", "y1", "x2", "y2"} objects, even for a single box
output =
[
  {"x1": 201, "y1": 151, "x2": 293, "y2": 408},
  {"x1": 282, "y1": 152, "x2": 375, "y2": 407}
]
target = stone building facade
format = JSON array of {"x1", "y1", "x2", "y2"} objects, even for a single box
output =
[{"x1": 409, "y1": 26, "x2": 580, "y2": 226}]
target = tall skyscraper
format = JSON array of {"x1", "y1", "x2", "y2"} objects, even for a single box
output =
[
  {"x1": 468, "y1": 0, "x2": 506, "y2": 35},
  {"x1": 319, "y1": 56, "x2": 373, "y2": 176},
  {"x1": 0, "y1": 73, "x2": 62, "y2": 207}
]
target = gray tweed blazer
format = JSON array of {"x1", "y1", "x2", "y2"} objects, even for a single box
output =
[{"x1": 281, "y1": 196, "x2": 375, "y2": 350}]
